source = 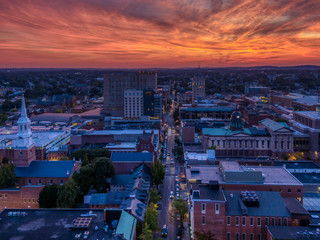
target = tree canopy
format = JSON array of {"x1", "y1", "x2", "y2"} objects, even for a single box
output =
[
  {"x1": 71, "y1": 148, "x2": 111, "y2": 166},
  {"x1": 151, "y1": 161, "x2": 165, "y2": 189},
  {"x1": 145, "y1": 204, "x2": 159, "y2": 231},
  {"x1": 172, "y1": 198, "x2": 188, "y2": 228},
  {"x1": 0, "y1": 163, "x2": 16, "y2": 189},
  {"x1": 73, "y1": 163, "x2": 95, "y2": 196},
  {"x1": 39, "y1": 185, "x2": 58, "y2": 208},
  {"x1": 56, "y1": 178, "x2": 80, "y2": 208},
  {"x1": 93, "y1": 157, "x2": 115, "y2": 192}
]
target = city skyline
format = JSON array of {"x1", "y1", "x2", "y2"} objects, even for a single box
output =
[{"x1": 1, "y1": 0, "x2": 320, "y2": 68}]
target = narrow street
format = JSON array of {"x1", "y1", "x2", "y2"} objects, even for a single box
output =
[{"x1": 157, "y1": 111, "x2": 180, "y2": 240}]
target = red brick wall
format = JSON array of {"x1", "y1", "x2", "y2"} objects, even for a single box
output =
[
  {"x1": 193, "y1": 201, "x2": 226, "y2": 240},
  {"x1": 0, "y1": 186, "x2": 44, "y2": 210}
]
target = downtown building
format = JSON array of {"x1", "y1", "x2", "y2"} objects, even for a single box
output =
[
  {"x1": 103, "y1": 71, "x2": 157, "y2": 117},
  {"x1": 192, "y1": 76, "x2": 206, "y2": 103}
]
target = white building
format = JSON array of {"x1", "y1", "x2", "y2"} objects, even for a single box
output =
[{"x1": 124, "y1": 89, "x2": 143, "y2": 118}]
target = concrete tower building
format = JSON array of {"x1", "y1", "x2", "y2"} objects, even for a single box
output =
[
  {"x1": 103, "y1": 71, "x2": 157, "y2": 117},
  {"x1": 192, "y1": 76, "x2": 206, "y2": 103}
]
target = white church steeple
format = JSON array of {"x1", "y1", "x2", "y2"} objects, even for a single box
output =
[{"x1": 15, "y1": 95, "x2": 34, "y2": 148}]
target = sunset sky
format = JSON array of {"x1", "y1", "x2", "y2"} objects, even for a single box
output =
[{"x1": 0, "y1": 0, "x2": 319, "y2": 68}]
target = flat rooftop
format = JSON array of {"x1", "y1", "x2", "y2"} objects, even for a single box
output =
[
  {"x1": 0, "y1": 209, "x2": 136, "y2": 240},
  {"x1": 88, "y1": 129, "x2": 159, "y2": 135},
  {"x1": 254, "y1": 166, "x2": 302, "y2": 186},
  {"x1": 275, "y1": 161, "x2": 320, "y2": 170},
  {"x1": 186, "y1": 166, "x2": 222, "y2": 184}
]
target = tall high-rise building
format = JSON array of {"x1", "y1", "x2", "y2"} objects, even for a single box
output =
[
  {"x1": 143, "y1": 90, "x2": 162, "y2": 119},
  {"x1": 192, "y1": 76, "x2": 206, "y2": 103},
  {"x1": 103, "y1": 71, "x2": 157, "y2": 117},
  {"x1": 124, "y1": 89, "x2": 143, "y2": 118}
]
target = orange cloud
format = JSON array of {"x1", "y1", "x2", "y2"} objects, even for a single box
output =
[{"x1": 0, "y1": 0, "x2": 319, "y2": 68}]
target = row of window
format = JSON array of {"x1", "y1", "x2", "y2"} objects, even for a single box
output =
[
  {"x1": 227, "y1": 216, "x2": 288, "y2": 227},
  {"x1": 28, "y1": 179, "x2": 64, "y2": 185},
  {"x1": 211, "y1": 139, "x2": 292, "y2": 150},
  {"x1": 211, "y1": 139, "x2": 271, "y2": 149},
  {"x1": 201, "y1": 203, "x2": 219, "y2": 214},
  {"x1": 23, "y1": 198, "x2": 38, "y2": 204}
]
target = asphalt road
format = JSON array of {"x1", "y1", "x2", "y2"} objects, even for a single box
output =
[{"x1": 157, "y1": 111, "x2": 180, "y2": 240}]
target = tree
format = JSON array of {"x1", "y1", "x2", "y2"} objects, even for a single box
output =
[
  {"x1": 145, "y1": 204, "x2": 159, "y2": 231},
  {"x1": 149, "y1": 188, "x2": 160, "y2": 204},
  {"x1": 39, "y1": 185, "x2": 58, "y2": 208},
  {"x1": 194, "y1": 230, "x2": 217, "y2": 240},
  {"x1": 93, "y1": 157, "x2": 115, "y2": 192},
  {"x1": 72, "y1": 163, "x2": 95, "y2": 196},
  {"x1": 172, "y1": 198, "x2": 188, "y2": 228},
  {"x1": 0, "y1": 113, "x2": 8, "y2": 125},
  {"x1": 173, "y1": 146, "x2": 183, "y2": 158},
  {"x1": 138, "y1": 223, "x2": 153, "y2": 240},
  {"x1": 151, "y1": 161, "x2": 165, "y2": 189},
  {"x1": 0, "y1": 163, "x2": 16, "y2": 188},
  {"x1": 71, "y1": 149, "x2": 111, "y2": 164},
  {"x1": 1, "y1": 157, "x2": 8, "y2": 164},
  {"x1": 56, "y1": 178, "x2": 80, "y2": 208}
]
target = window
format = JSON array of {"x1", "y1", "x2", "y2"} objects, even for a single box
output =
[
  {"x1": 236, "y1": 216, "x2": 239, "y2": 226},
  {"x1": 4, "y1": 194, "x2": 7, "y2": 199},
  {"x1": 250, "y1": 217, "x2": 254, "y2": 226},
  {"x1": 215, "y1": 204, "x2": 220, "y2": 214},
  {"x1": 288, "y1": 189, "x2": 292, "y2": 193},
  {"x1": 201, "y1": 203, "x2": 206, "y2": 214},
  {"x1": 258, "y1": 234, "x2": 261, "y2": 240},
  {"x1": 49, "y1": 180, "x2": 53, "y2": 185},
  {"x1": 284, "y1": 218, "x2": 288, "y2": 226},
  {"x1": 38, "y1": 179, "x2": 42, "y2": 185},
  {"x1": 60, "y1": 180, "x2": 64, "y2": 185},
  {"x1": 257, "y1": 217, "x2": 261, "y2": 226},
  {"x1": 250, "y1": 234, "x2": 254, "y2": 240},
  {"x1": 242, "y1": 216, "x2": 246, "y2": 226},
  {"x1": 28, "y1": 179, "x2": 32, "y2": 185},
  {"x1": 256, "y1": 140, "x2": 259, "y2": 148},
  {"x1": 271, "y1": 217, "x2": 275, "y2": 226},
  {"x1": 227, "y1": 233, "x2": 231, "y2": 240},
  {"x1": 278, "y1": 218, "x2": 282, "y2": 226},
  {"x1": 298, "y1": 189, "x2": 301, "y2": 193},
  {"x1": 202, "y1": 215, "x2": 206, "y2": 225},
  {"x1": 236, "y1": 233, "x2": 240, "y2": 240},
  {"x1": 0, "y1": 194, "x2": 2, "y2": 198},
  {"x1": 242, "y1": 233, "x2": 246, "y2": 240},
  {"x1": 227, "y1": 216, "x2": 231, "y2": 225},
  {"x1": 265, "y1": 217, "x2": 269, "y2": 226},
  {"x1": 23, "y1": 198, "x2": 26, "y2": 203}
]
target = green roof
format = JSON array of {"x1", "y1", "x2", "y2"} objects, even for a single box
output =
[
  {"x1": 116, "y1": 210, "x2": 137, "y2": 240},
  {"x1": 202, "y1": 127, "x2": 252, "y2": 136}
]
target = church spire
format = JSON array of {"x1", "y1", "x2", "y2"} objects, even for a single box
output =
[
  {"x1": 15, "y1": 95, "x2": 34, "y2": 148},
  {"x1": 20, "y1": 95, "x2": 27, "y2": 118}
]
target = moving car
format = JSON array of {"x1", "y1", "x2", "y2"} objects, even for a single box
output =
[
  {"x1": 170, "y1": 191, "x2": 174, "y2": 199},
  {"x1": 162, "y1": 225, "x2": 168, "y2": 237}
]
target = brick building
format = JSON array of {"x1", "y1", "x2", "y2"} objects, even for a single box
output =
[
  {"x1": 186, "y1": 162, "x2": 303, "y2": 201},
  {"x1": 190, "y1": 184, "x2": 309, "y2": 240}
]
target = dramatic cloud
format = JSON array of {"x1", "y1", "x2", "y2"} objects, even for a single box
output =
[{"x1": 0, "y1": 0, "x2": 319, "y2": 67}]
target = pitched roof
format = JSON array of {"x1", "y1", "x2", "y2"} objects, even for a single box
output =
[
  {"x1": 115, "y1": 210, "x2": 137, "y2": 240},
  {"x1": 283, "y1": 198, "x2": 309, "y2": 215},
  {"x1": 15, "y1": 160, "x2": 78, "y2": 178},
  {"x1": 111, "y1": 152, "x2": 153, "y2": 162},
  {"x1": 89, "y1": 191, "x2": 127, "y2": 205}
]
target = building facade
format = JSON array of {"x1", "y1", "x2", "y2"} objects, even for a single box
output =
[
  {"x1": 192, "y1": 76, "x2": 206, "y2": 103},
  {"x1": 124, "y1": 89, "x2": 143, "y2": 118},
  {"x1": 103, "y1": 71, "x2": 157, "y2": 117}
]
